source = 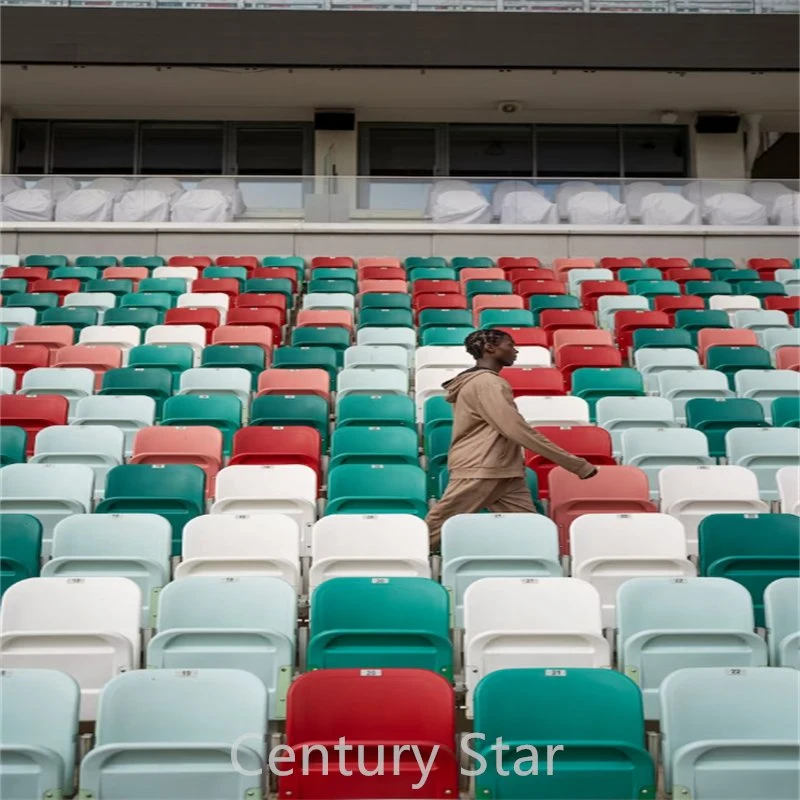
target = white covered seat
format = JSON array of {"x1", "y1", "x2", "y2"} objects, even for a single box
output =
[
  {"x1": 1, "y1": 189, "x2": 54, "y2": 222},
  {"x1": 309, "y1": 514, "x2": 430, "y2": 594},
  {"x1": 88, "y1": 177, "x2": 132, "y2": 199},
  {"x1": 773, "y1": 192, "x2": 800, "y2": 226},
  {"x1": 704, "y1": 193, "x2": 768, "y2": 226},
  {"x1": 515, "y1": 395, "x2": 590, "y2": 427},
  {"x1": 33, "y1": 176, "x2": 77, "y2": 202},
  {"x1": 197, "y1": 177, "x2": 245, "y2": 216},
  {"x1": 136, "y1": 176, "x2": 185, "y2": 200},
  {"x1": 491, "y1": 180, "x2": 542, "y2": 217},
  {"x1": 0, "y1": 176, "x2": 25, "y2": 197},
  {"x1": 171, "y1": 189, "x2": 233, "y2": 223},
  {"x1": 0, "y1": 576, "x2": 141, "y2": 720},
  {"x1": 463, "y1": 577, "x2": 610, "y2": 717},
  {"x1": 683, "y1": 180, "x2": 743, "y2": 206},
  {"x1": 499, "y1": 190, "x2": 558, "y2": 224},
  {"x1": 623, "y1": 181, "x2": 666, "y2": 219},
  {"x1": 566, "y1": 191, "x2": 629, "y2": 225},
  {"x1": 55, "y1": 189, "x2": 113, "y2": 222},
  {"x1": 555, "y1": 181, "x2": 597, "y2": 218},
  {"x1": 426, "y1": 180, "x2": 492, "y2": 225},
  {"x1": 113, "y1": 189, "x2": 171, "y2": 222},
  {"x1": 176, "y1": 513, "x2": 301, "y2": 591},
  {"x1": 639, "y1": 192, "x2": 700, "y2": 225},
  {"x1": 570, "y1": 513, "x2": 695, "y2": 628},
  {"x1": 748, "y1": 181, "x2": 791, "y2": 217}
]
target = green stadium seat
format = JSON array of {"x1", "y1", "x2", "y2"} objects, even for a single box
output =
[
  {"x1": 0, "y1": 279, "x2": 27, "y2": 298},
  {"x1": 162, "y1": 394, "x2": 243, "y2": 456},
  {"x1": 262, "y1": 255, "x2": 305, "y2": 273},
  {"x1": 52, "y1": 267, "x2": 99, "y2": 284},
  {"x1": 86, "y1": 279, "x2": 133, "y2": 297},
  {"x1": 630, "y1": 280, "x2": 681, "y2": 300},
  {"x1": 360, "y1": 293, "x2": 412, "y2": 311},
  {"x1": 39, "y1": 306, "x2": 98, "y2": 332},
  {"x1": 425, "y1": 425, "x2": 451, "y2": 496},
  {"x1": 7, "y1": 293, "x2": 58, "y2": 314},
  {"x1": 675, "y1": 309, "x2": 731, "y2": 343},
  {"x1": 25, "y1": 255, "x2": 67, "y2": 267},
  {"x1": 96, "y1": 464, "x2": 206, "y2": 556},
  {"x1": 76, "y1": 256, "x2": 119, "y2": 268},
  {"x1": 336, "y1": 394, "x2": 415, "y2": 430},
  {"x1": 120, "y1": 292, "x2": 173, "y2": 313},
  {"x1": 405, "y1": 257, "x2": 449, "y2": 269},
  {"x1": 250, "y1": 393, "x2": 330, "y2": 451},
  {"x1": 138, "y1": 278, "x2": 188, "y2": 298},
  {"x1": 201, "y1": 344, "x2": 265, "y2": 389},
  {"x1": 203, "y1": 266, "x2": 247, "y2": 283},
  {"x1": 692, "y1": 257, "x2": 735, "y2": 270},
  {"x1": 618, "y1": 268, "x2": 663, "y2": 283},
  {"x1": 326, "y1": 464, "x2": 427, "y2": 517},
  {"x1": 571, "y1": 368, "x2": 645, "y2": 420},
  {"x1": 0, "y1": 426, "x2": 28, "y2": 466},
  {"x1": 330, "y1": 426, "x2": 418, "y2": 469},
  {"x1": 311, "y1": 267, "x2": 357, "y2": 282},
  {"x1": 479, "y1": 309, "x2": 535, "y2": 328},
  {"x1": 737, "y1": 280, "x2": 787, "y2": 298},
  {"x1": 451, "y1": 257, "x2": 494, "y2": 269},
  {"x1": 291, "y1": 327, "x2": 350, "y2": 365},
  {"x1": 272, "y1": 346, "x2": 338, "y2": 383},
  {"x1": 706, "y1": 345, "x2": 773, "y2": 388},
  {"x1": 358, "y1": 308, "x2": 414, "y2": 328},
  {"x1": 632, "y1": 328, "x2": 694, "y2": 351},
  {"x1": 121, "y1": 256, "x2": 166, "y2": 269},
  {"x1": 307, "y1": 577, "x2": 452, "y2": 678},
  {"x1": 715, "y1": 268, "x2": 760, "y2": 285},
  {"x1": 420, "y1": 327, "x2": 476, "y2": 346},
  {"x1": 529, "y1": 294, "x2": 580, "y2": 323},
  {"x1": 308, "y1": 279, "x2": 356, "y2": 294},
  {"x1": 102, "y1": 307, "x2": 162, "y2": 330},
  {"x1": 128, "y1": 344, "x2": 194, "y2": 389},
  {"x1": 418, "y1": 309, "x2": 472, "y2": 332},
  {"x1": 244, "y1": 278, "x2": 294, "y2": 306},
  {"x1": 408, "y1": 267, "x2": 456, "y2": 282},
  {"x1": 100, "y1": 367, "x2": 173, "y2": 416},
  {"x1": 465, "y1": 279, "x2": 513, "y2": 301},
  {"x1": 685, "y1": 397, "x2": 767, "y2": 457},
  {"x1": 685, "y1": 281, "x2": 733, "y2": 299},
  {"x1": 772, "y1": 396, "x2": 800, "y2": 427},
  {"x1": 0, "y1": 514, "x2": 42, "y2": 596}
]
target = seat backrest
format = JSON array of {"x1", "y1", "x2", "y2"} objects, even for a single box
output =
[
  {"x1": 32, "y1": 423, "x2": 124, "y2": 462},
  {"x1": 659, "y1": 464, "x2": 762, "y2": 506},
  {"x1": 20, "y1": 366, "x2": 95, "y2": 395},
  {"x1": 765, "y1": 578, "x2": 800, "y2": 667},
  {"x1": 515, "y1": 395, "x2": 591, "y2": 426}
]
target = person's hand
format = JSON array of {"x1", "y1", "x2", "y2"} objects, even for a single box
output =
[{"x1": 580, "y1": 466, "x2": 599, "y2": 480}]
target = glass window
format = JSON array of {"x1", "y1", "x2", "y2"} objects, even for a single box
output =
[
  {"x1": 140, "y1": 123, "x2": 223, "y2": 175},
  {"x1": 13, "y1": 121, "x2": 47, "y2": 174},
  {"x1": 449, "y1": 125, "x2": 533, "y2": 177},
  {"x1": 536, "y1": 126, "x2": 621, "y2": 178},
  {"x1": 366, "y1": 127, "x2": 437, "y2": 177},
  {"x1": 622, "y1": 126, "x2": 688, "y2": 178},
  {"x1": 51, "y1": 122, "x2": 135, "y2": 175},
  {"x1": 236, "y1": 127, "x2": 308, "y2": 175}
]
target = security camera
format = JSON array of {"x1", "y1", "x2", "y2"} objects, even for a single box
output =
[{"x1": 498, "y1": 101, "x2": 522, "y2": 114}]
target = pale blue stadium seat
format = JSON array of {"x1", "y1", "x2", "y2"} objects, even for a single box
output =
[
  {"x1": 726, "y1": 427, "x2": 800, "y2": 500},
  {"x1": 735, "y1": 370, "x2": 800, "y2": 421},
  {"x1": 661, "y1": 667, "x2": 800, "y2": 799},
  {"x1": 19, "y1": 367, "x2": 95, "y2": 417},
  {"x1": 765, "y1": 578, "x2": 800, "y2": 669},
  {"x1": 774, "y1": 269, "x2": 800, "y2": 291},
  {"x1": 759, "y1": 328, "x2": 800, "y2": 360},
  {"x1": 658, "y1": 369, "x2": 733, "y2": 422},
  {"x1": 617, "y1": 577, "x2": 767, "y2": 721},
  {"x1": 336, "y1": 367, "x2": 408, "y2": 399},
  {"x1": 64, "y1": 292, "x2": 117, "y2": 318},
  {"x1": 78, "y1": 669, "x2": 267, "y2": 800},
  {"x1": 0, "y1": 464, "x2": 94, "y2": 556},
  {"x1": 177, "y1": 367, "x2": 252, "y2": 410},
  {"x1": 597, "y1": 295, "x2": 649, "y2": 330},
  {"x1": 147, "y1": 576, "x2": 296, "y2": 720},
  {"x1": 621, "y1": 428, "x2": 713, "y2": 499},
  {"x1": 633, "y1": 348, "x2": 701, "y2": 393},
  {"x1": 595, "y1": 396, "x2": 677, "y2": 458},
  {"x1": 302, "y1": 292, "x2": 355, "y2": 311},
  {"x1": 356, "y1": 326, "x2": 416, "y2": 356},
  {"x1": 568, "y1": 268, "x2": 613, "y2": 295},
  {"x1": 441, "y1": 513, "x2": 562, "y2": 627},
  {"x1": 0, "y1": 367, "x2": 15, "y2": 395},
  {"x1": 0, "y1": 308, "x2": 37, "y2": 332},
  {"x1": 343, "y1": 345, "x2": 409, "y2": 372},
  {"x1": 72, "y1": 395, "x2": 157, "y2": 457},
  {"x1": 733, "y1": 309, "x2": 792, "y2": 334},
  {"x1": 42, "y1": 513, "x2": 171, "y2": 627},
  {"x1": 0, "y1": 668, "x2": 80, "y2": 800}
]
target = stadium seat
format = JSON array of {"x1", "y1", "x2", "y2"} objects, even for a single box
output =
[
  {"x1": 344, "y1": 344, "x2": 408, "y2": 372},
  {"x1": 100, "y1": 366, "x2": 172, "y2": 416},
  {"x1": 596, "y1": 395, "x2": 678, "y2": 457},
  {"x1": 515, "y1": 395, "x2": 591, "y2": 427},
  {"x1": 7, "y1": 293, "x2": 59, "y2": 314},
  {"x1": 658, "y1": 465, "x2": 769, "y2": 555},
  {"x1": 72, "y1": 394, "x2": 156, "y2": 457},
  {"x1": 617, "y1": 577, "x2": 767, "y2": 720},
  {"x1": 596, "y1": 295, "x2": 650, "y2": 331},
  {"x1": 258, "y1": 368, "x2": 330, "y2": 401},
  {"x1": 772, "y1": 395, "x2": 800, "y2": 427},
  {"x1": 0, "y1": 394, "x2": 69, "y2": 455},
  {"x1": 697, "y1": 328, "x2": 759, "y2": 363},
  {"x1": 273, "y1": 345, "x2": 338, "y2": 382},
  {"x1": 42, "y1": 513, "x2": 170, "y2": 626},
  {"x1": 501, "y1": 366, "x2": 565, "y2": 397},
  {"x1": 304, "y1": 292, "x2": 355, "y2": 311},
  {"x1": 361, "y1": 293, "x2": 412, "y2": 311},
  {"x1": 548, "y1": 466, "x2": 656, "y2": 552},
  {"x1": 336, "y1": 393, "x2": 415, "y2": 430},
  {"x1": 0, "y1": 308, "x2": 38, "y2": 334},
  {"x1": 653, "y1": 294, "x2": 707, "y2": 322},
  {"x1": 776, "y1": 346, "x2": 800, "y2": 371},
  {"x1": 53, "y1": 344, "x2": 122, "y2": 389},
  {"x1": 337, "y1": 367, "x2": 408, "y2": 401},
  {"x1": 79, "y1": 669, "x2": 266, "y2": 799},
  {"x1": 405, "y1": 256, "x2": 449, "y2": 270},
  {"x1": 706, "y1": 345, "x2": 772, "y2": 387},
  {"x1": 675, "y1": 309, "x2": 732, "y2": 343},
  {"x1": 79, "y1": 325, "x2": 140, "y2": 357},
  {"x1": 660, "y1": 667, "x2": 800, "y2": 800},
  {"x1": 633, "y1": 348, "x2": 701, "y2": 392},
  {"x1": 201, "y1": 344, "x2": 266, "y2": 388},
  {"x1": 40, "y1": 307, "x2": 97, "y2": 333},
  {"x1": 97, "y1": 464, "x2": 206, "y2": 556},
  {"x1": 0, "y1": 343, "x2": 50, "y2": 388},
  {"x1": 176, "y1": 513, "x2": 301, "y2": 589},
  {"x1": 571, "y1": 367, "x2": 644, "y2": 419},
  {"x1": 326, "y1": 464, "x2": 427, "y2": 518},
  {"x1": 658, "y1": 369, "x2": 734, "y2": 422},
  {"x1": 463, "y1": 578, "x2": 610, "y2": 716},
  {"x1": 556, "y1": 344, "x2": 622, "y2": 387},
  {"x1": 0, "y1": 425, "x2": 26, "y2": 466},
  {"x1": 581, "y1": 279, "x2": 629, "y2": 311},
  {"x1": 631, "y1": 327, "x2": 694, "y2": 351},
  {"x1": 614, "y1": 310, "x2": 671, "y2": 355},
  {"x1": 147, "y1": 575, "x2": 295, "y2": 719},
  {"x1": 250, "y1": 393, "x2": 329, "y2": 451},
  {"x1": 0, "y1": 366, "x2": 13, "y2": 395},
  {"x1": 178, "y1": 367, "x2": 251, "y2": 411},
  {"x1": 765, "y1": 578, "x2": 800, "y2": 668},
  {"x1": 19, "y1": 367, "x2": 95, "y2": 416},
  {"x1": 308, "y1": 576, "x2": 450, "y2": 678},
  {"x1": 734, "y1": 309, "x2": 792, "y2": 333},
  {"x1": 291, "y1": 326, "x2": 350, "y2": 359},
  {"x1": 726, "y1": 427, "x2": 800, "y2": 499},
  {"x1": 0, "y1": 513, "x2": 42, "y2": 597},
  {"x1": 685, "y1": 397, "x2": 767, "y2": 457},
  {"x1": 0, "y1": 576, "x2": 140, "y2": 720},
  {"x1": 296, "y1": 309, "x2": 353, "y2": 333},
  {"x1": 0, "y1": 667, "x2": 80, "y2": 800},
  {"x1": 225, "y1": 307, "x2": 282, "y2": 342},
  {"x1": 229, "y1": 425, "x2": 321, "y2": 480},
  {"x1": 552, "y1": 328, "x2": 614, "y2": 353},
  {"x1": 139, "y1": 277, "x2": 188, "y2": 298},
  {"x1": 330, "y1": 425, "x2": 417, "y2": 470},
  {"x1": 441, "y1": 513, "x2": 561, "y2": 627}
]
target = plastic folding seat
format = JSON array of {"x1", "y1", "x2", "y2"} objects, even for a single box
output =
[
  {"x1": 418, "y1": 326, "x2": 474, "y2": 346},
  {"x1": 580, "y1": 279, "x2": 629, "y2": 311},
  {"x1": 0, "y1": 576, "x2": 138, "y2": 721},
  {"x1": 29, "y1": 279, "x2": 80, "y2": 303},
  {"x1": 0, "y1": 395, "x2": 68, "y2": 455},
  {"x1": 296, "y1": 309, "x2": 354, "y2": 335},
  {"x1": 674, "y1": 309, "x2": 732, "y2": 343},
  {"x1": 97, "y1": 464, "x2": 205, "y2": 556},
  {"x1": 539, "y1": 309, "x2": 596, "y2": 343},
  {"x1": 3, "y1": 267, "x2": 49, "y2": 284},
  {"x1": 596, "y1": 296, "x2": 648, "y2": 332},
  {"x1": 138, "y1": 277, "x2": 189, "y2": 301},
  {"x1": 249, "y1": 393, "x2": 329, "y2": 451},
  {"x1": 686, "y1": 397, "x2": 767, "y2": 457},
  {"x1": 552, "y1": 256, "x2": 595, "y2": 275},
  {"x1": 476, "y1": 308, "x2": 532, "y2": 329},
  {"x1": 168, "y1": 256, "x2": 213, "y2": 269},
  {"x1": 409, "y1": 267, "x2": 457, "y2": 285},
  {"x1": 176, "y1": 293, "x2": 230, "y2": 322},
  {"x1": 596, "y1": 395, "x2": 677, "y2": 458},
  {"x1": 257, "y1": 368, "x2": 330, "y2": 402},
  {"x1": 52, "y1": 344, "x2": 121, "y2": 389},
  {"x1": 79, "y1": 669, "x2": 266, "y2": 798},
  {"x1": 233, "y1": 291, "x2": 287, "y2": 321},
  {"x1": 358, "y1": 308, "x2": 414, "y2": 329},
  {"x1": 748, "y1": 257, "x2": 792, "y2": 278},
  {"x1": 164, "y1": 307, "x2": 220, "y2": 341},
  {"x1": 765, "y1": 578, "x2": 800, "y2": 668},
  {"x1": 121, "y1": 256, "x2": 165, "y2": 269},
  {"x1": 515, "y1": 395, "x2": 591, "y2": 428},
  {"x1": 0, "y1": 365, "x2": 11, "y2": 395},
  {"x1": 673, "y1": 668, "x2": 800, "y2": 799},
  {"x1": 658, "y1": 369, "x2": 734, "y2": 422},
  {"x1": 549, "y1": 466, "x2": 656, "y2": 553},
  {"x1": 618, "y1": 578, "x2": 767, "y2": 720},
  {"x1": 417, "y1": 306, "x2": 471, "y2": 331},
  {"x1": 528, "y1": 294, "x2": 580, "y2": 324},
  {"x1": 517, "y1": 279, "x2": 566, "y2": 300},
  {"x1": 507, "y1": 268, "x2": 554, "y2": 287},
  {"x1": 412, "y1": 367, "x2": 461, "y2": 415},
  {"x1": 360, "y1": 293, "x2": 412, "y2": 312},
  {"x1": 202, "y1": 267, "x2": 248, "y2": 286},
  {"x1": 214, "y1": 256, "x2": 258, "y2": 273},
  {"x1": 344, "y1": 344, "x2": 408, "y2": 372},
  {"x1": 86, "y1": 279, "x2": 133, "y2": 299},
  {"x1": 0, "y1": 665, "x2": 80, "y2": 799},
  {"x1": 358, "y1": 280, "x2": 408, "y2": 297},
  {"x1": 7, "y1": 294, "x2": 60, "y2": 317},
  {"x1": 357, "y1": 326, "x2": 416, "y2": 354},
  {"x1": 100, "y1": 307, "x2": 160, "y2": 333},
  {"x1": 498, "y1": 256, "x2": 543, "y2": 270},
  {"x1": 659, "y1": 465, "x2": 769, "y2": 555},
  {"x1": 772, "y1": 396, "x2": 800, "y2": 427},
  {"x1": 778, "y1": 465, "x2": 800, "y2": 514},
  {"x1": 244, "y1": 278, "x2": 294, "y2": 308},
  {"x1": 37, "y1": 304, "x2": 98, "y2": 334},
  {"x1": 312, "y1": 267, "x2": 357, "y2": 284},
  {"x1": 706, "y1": 345, "x2": 772, "y2": 387},
  {"x1": 326, "y1": 464, "x2": 427, "y2": 518},
  {"x1": 42, "y1": 513, "x2": 170, "y2": 626},
  {"x1": 614, "y1": 310, "x2": 671, "y2": 355},
  {"x1": 617, "y1": 267, "x2": 662, "y2": 284},
  {"x1": 734, "y1": 308, "x2": 792, "y2": 333},
  {"x1": 630, "y1": 280, "x2": 681, "y2": 302},
  {"x1": 0, "y1": 425, "x2": 27, "y2": 467},
  {"x1": 212, "y1": 325, "x2": 273, "y2": 360},
  {"x1": 405, "y1": 256, "x2": 449, "y2": 270},
  {"x1": 463, "y1": 578, "x2": 610, "y2": 715},
  {"x1": 72, "y1": 395, "x2": 156, "y2": 457},
  {"x1": 0, "y1": 343, "x2": 50, "y2": 387},
  {"x1": 664, "y1": 267, "x2": 712, "y2": 286},
  {"x1": 567, "y1": 267, "x2": 613, "y2": 296},
  {"x1": 459, "y1": 267, "x2": 504, "y2": 289},
  {"x1": 737, "y1": 367, "x2": 800, "y2": 417},
  {"x1": 736, "y1": 280, "x2": 787, "y2": 300},
  {"x1": 63, "y1": 293, "x2": 117, "y2": 319},
  {"x1": 765, "y1": 295, "x2": 800, "y2": 316},
  {"x1": 414, "y1": 345, "x2": 473, "y2": 373},
  {"x1": 472, "y1": 292, "x2": 524, "y2": 316},
  {"x1": 713, "y1": 268, "x2": 760, "y2": 287},
  {"x1": 336, "y1": 394, "x2": 416, "y2": 431},
  {"x1": 52, "y1": 267, "x2": 100, "y2": 286},
  {"x1": 303, "y1": 292, "x2": 355, "y2": 311},
  {"x1": 760, "y1": 327, "x2": 800, "y2": 359},
  {"x1": 229, "y1": 426, "x2": 321, "y2": 482},
  {"x1": 0, "y1": 308, "x2": 38, "y2": 335},
  {"x1": 451, "y1": 256, "x2": 494, "y2": 270},
  {"x1": 526, "y1": 425, "x2": 615, "y2": 497},
  {"x1": 653, "y1": 294, "x2": 707, "y2": 323},
  {"x1": 128, "y1": 343, "x2": 193, "y2": 390},
  {"x1": 100, "y1": 367, "x2": 172, "y2": 418},
  {"x1": 22, "y1": 255, "x2": 67, "y2": 268},
  {"x1": 633, "y1": 348, "x2": 701, "y2": 392},
  {"x1": 270, "y1": 347, "x2": 336, "y2": 386},
  {"x1": 572, "y1": 367, "x2": 644, "y2": 420},
  {"x1": 178, "y1": 366, "x2": 251, "y2": 410},
  {"x1": 697, "y1": 328, "x2": 759, "y2": 363},
  {"x1": 144, "y1": 324, "x2": 206, "y2": 367},
  {"x1": 262, "y1": 256, "x2": 305, "y2": 274},
  {"x1": 0, "y1": 279, "x2": 33, "y2": 300},
  {"x1": 493, "y1": 326, "x2": 547, "y2": 348},
  {"x1": 726, "y1": 428, "x2": 800, "y2": 500},
  {"x1": 776, "y1": 346, "x2": 800, "y2": 371},
  {"x1": 161, "y1": 394, "x2": 242, "y2": 457},
  {"x1": 0, "y1": 514, "x2": 41, "y2": 596},
  {"x1": 412, "y1": 279, "x2": 461, "y2": 297},
  {"x1": 120, "y1": 293, "x2": 173, "y2": 319},
  {"x1": 329, "y1": 426, "x2": 417, "y2": 470},
  {"x1": 336, "y1": 367, "x2": 408, "y2": 401},
  {"x1": 496, "y1": 367, "x2": 562, "y2": 399},
  {"x1": 223, "y1": 307, "x2": 282, "y2": 343},
  {"x1": 557, "y1": 345, "x2": 622, "y2": 388}
]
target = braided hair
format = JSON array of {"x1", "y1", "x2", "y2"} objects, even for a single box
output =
[{"x1": 464, "y1": 328, "x2": 512, "y2": 359}]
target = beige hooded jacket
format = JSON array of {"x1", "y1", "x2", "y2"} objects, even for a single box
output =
[{"x1": 443, "y1": 368, "x2": 596, "y2": 480}]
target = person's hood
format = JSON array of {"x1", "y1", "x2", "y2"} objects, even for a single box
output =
[{"x1": 442, "y1": 368, "x2": 497, "y2": 403}]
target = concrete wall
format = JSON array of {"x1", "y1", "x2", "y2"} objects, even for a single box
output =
[{"x1": 693, "y1": 132, "x2": 747, "y2": 179}]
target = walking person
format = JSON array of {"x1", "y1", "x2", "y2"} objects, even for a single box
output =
[{"x1": 425, "y1": 329, "x2": 598, "y2": 547}]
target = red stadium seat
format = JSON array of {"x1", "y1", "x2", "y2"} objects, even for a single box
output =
[
  {"x1": 472, "y1": 295, "x2": 524, "y2": 322},
  {"x1": 614, "y1": 310, "x2": 671, "y2": 355},
  {"x1": 311, "y1": 256, "x2": 355, "y2": 269},
  {"x1": 164, "y1": 307, "x2": 221, "y2": 342},
  {"x1": 190, "y1": 278, "x2": 240, "y2": 299},
  {"x1": 53, "y1": 345, "x2": 122, "y2": 389},
  {"x1": 580, "y1": 280, "x2": 628, "y2": 311},
  {"x1": 252, "y1": 268, "x2": 299, "y2": 291},
  {"x1": 599, "y1": 257, "x2": 644, "y2": 271},
  {"x1": 748, "y1": 258, "x2": 791, "y2": 280},
  {"x1": 233, "y1": 293, "x2": 287, "y2": 324},
  {"x1": 212, "y1": 325, "x2": 274, "y2": 357},
  {"x1": 226, "y1": 307, "x2": 283, "y2": 344},
  {"x1": 414, "y1": 294, "x2": 468, "y2": 315},
  {"x1": 257, "y1": 368, "x2": 330, "y2": 401},
  {"x1": 459, "y1": 267, "x2": 505, "y2": 288},
  {"x1": 497, "y1": 327, "x2": 548, "y2": 347},
  {"x1": 508, "y1": 268, "x2": 556, "y2": 287},
  {"x1": 0, "y1": 394, "x2": 69, "y2": 455},
  {"x1": 556, "y1": 344, "x2": 622, "y2": 388},
  {"x1": 3, "y1": 267, "x2": 49, "y2": 285},
  {"x1": 498, "y1": 257, "x2": 542, "y2": 270},
  {"x1": 501, "y1": 367, "x2": 565, "y2": 397},
  {"x1": 646, "y1": 257, "x2": 689, "y2": 269},
  {"x1": 296, "y1": 310, "x2": 354, "y2": 333},
  {"x1": 552, "y1": 329, "x2": 614, "y2": 353},
  {"x1": 516, "y1": 280, "x2": 566, "y2": 299},
  {"x1": 538, "y1": 309, "x2": 596, "y2": 343},
  {"x1": 697, "y1": 329, "x2": 759, "y2": 364},
  {"x1": 664, "y1": 268, "x2": 712, "y2": 287},
  {"x1": 553, "y1": 258, "x2": 595, "y2": 278},
  {"x1": 526, "y1": 425, "x2": 616, "y2": 498},
  {"x1": 281, "y1": 669, "x2": 458, "y2": 800},
  {"x1": 357, "y1": 257, "x2": 401, "y2": 269},
  {"x1": 131, "y1": 425, "x2": 223, "y2": 497},
  {"x1": 0, "y1": 344, "x2": 50, "y2": 387},
  {"x1": 229, "y1": 425, "x2": 321, "y2": 480},
  {"x1": 168, "y1": 256, "x2": 213, "y2": 268},
  {"x1": 358, "y1": 267, "x2": 406, "y2": 281},
  {"x1": 215, "y1": 256, "x2": 258, "y2": 273},
  {"x1": 653, "y1": 295, "x2": 706, "y2": 322},
  {"x1": 764, "y1": 296, "x2": 800, "y2": 316},
  {"x1": 549, "y1": 465, "x2": 657, "y2": 553},
  {"x1": 358, "y1": 279, "x2": 407, "y2": 295},
  {"x1": 412, "y1": 280, "x2": 461, "y2": 297},
  {"x1": 30, "y1": 279, "x2": 80, "y2": 302},
  {"x1": 104, "y1": 267, "x2": 148, "y2": 286},
  {"x1": 12, "y1": 325, "x2": 74, "y2": 354},
  {"x1": 776, "y1": 346, "x2": 800, "y2": 372}
]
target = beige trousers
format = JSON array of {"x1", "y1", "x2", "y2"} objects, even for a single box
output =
[{"x1": 425, "y1": 476, "x2": 536, "y2": 546}]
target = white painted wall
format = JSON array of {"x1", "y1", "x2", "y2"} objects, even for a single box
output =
[{"x1": 693, "y1": 131, "x2": 747, "y2": 179}]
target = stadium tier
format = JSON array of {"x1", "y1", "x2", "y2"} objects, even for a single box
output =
[{"x1": 0, "y1": 253, "x2": 799, "y2": 799}]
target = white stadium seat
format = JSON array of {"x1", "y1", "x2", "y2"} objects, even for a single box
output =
[
  {"x1": 515, "y1": 395, "x2": 591, "y2": 427},
  {"x1": 145, "y1": 324, "x2": 206, "y2": 364},
  {"x1": 777, "y1": 466, "x2": 800, "y2": 514}
]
